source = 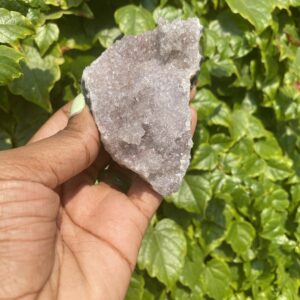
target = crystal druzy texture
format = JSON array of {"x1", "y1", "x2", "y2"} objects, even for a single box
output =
[{"x1": 82, "y1": 18, "x2": 202, "y2": 196}]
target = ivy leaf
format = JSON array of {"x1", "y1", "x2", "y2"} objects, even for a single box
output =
[
  {"x1": 179, "y1": 241, "x2": 204, "y2": 291},
  {"x1": 240, "y1": 154, "x2": 266, "y2": 178},
  {"x1": 225, "y1": 0, "x2": 274, "y2": 33},
  {"x1": 172, "y1": 285, "x2": 203, "y2": 300},
  {"x1": 0, "y1": 45, "x2": 24, "y2": 85},
  {"x1": 0, "y1": 0, "x2": 28, "y2": 14},
  {"x1": 166, "y1": 173, "x2": 212, "y2": 215},
  {"x1": 274, "y1": 0, "x2": 300, "y2": 9},
  {"x1": 201, "y1": 259, "x2": 232, "y2": 300},
  {"x1": 98, "y1": 28, "x2": 121, "y2": 49},
  {"x1": 58, "y1": 16, "x2": 94, "y2": 51},
  {"x1": 9, "y1": 45, "x2": 61, "y2": 112},
  {"x1": 0, "y1": 87, "x2": 9, "y2": 112},
  {"x1": 192, "y1": 88, "x2": 224, "y2": 122},
  {"x1": 209, "y1": 58, "x2": 237, "y2": 78},
  {"x1": 125, "y1": 273, "x2": 145, "y2": 300},
  {"x1": 44, "y1": 3, "x2": 94, "y2": 20},
  {"x1": 265, "y1": 158, "x2": 294, "y2": 181},
  {"x1": 247, "y1": 115, "x2": 269, "y2": 139},
  {"x1": 138, "y1": 219, "x2": 187, "y2": 289},
  {"x1": 254, "y1": 137, "x2": 282, "y2": 160},
  {"x1": 190, "y1": 144, "x2": 218, "y2": 171},
  {"x1": 199, "y1": 221, "x2": 226, "y2": 254},
  {"x1": 229, "y1": 110, "x2": 248, "y2": 141},
  {"x1": 35, "y1": 23, "x2": 59, "y2": 55},
  {"x1": 45, "y1": 0, "x2": 83, "y2": 9},
  {"x1": 210, "y1": 134, "x2": 233, "y2": 153},
  {"x1": 0, "y1": 8, "x2": 34, "y2": 44},
  {"x1": 226, "y1": 220, "x2": 255, "y2": 256},
  {"x1": 260, "y1": 208, "x2": 287, "y2": 240},
  {"x1": 0, "y1": 96, "x2": 49, "y2": 147},
  {"x1": 10, "y1": 97, "x2": 49, "y2": 146},
  {"x1": 153, "y1": 6, "x2": 183, "y2": 22},
  {"x1": 179, "y1": 261, "x2": 203, "y2": 292},
  {"x1": 115, "y1": 5, "x2": 156, "y2": 36}
]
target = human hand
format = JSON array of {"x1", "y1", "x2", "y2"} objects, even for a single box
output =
[{"x1": 0, "y1": 96, "x2": 197, "y2": 300}]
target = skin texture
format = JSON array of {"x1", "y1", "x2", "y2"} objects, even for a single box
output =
[{"x1": 0, "y1": 101, "x2": 197, "y2": 300}]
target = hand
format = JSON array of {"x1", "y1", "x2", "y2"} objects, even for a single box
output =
[{"x1": 0, "y1": 98, "x2": 197, "y2": 300}]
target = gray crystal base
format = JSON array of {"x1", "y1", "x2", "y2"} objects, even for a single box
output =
[{"x1": 82, "y1": 18, "x2": 202, "y2": 196}]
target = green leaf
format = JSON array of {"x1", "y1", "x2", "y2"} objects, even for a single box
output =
[
  {"x1": 0, "y1": 8, "x2": 34, "y2": 44},
  {"x1": 0, "y1": 87, "x2": 9, "y2": 112},
  {"x1": 35, "y1": 23, "x2": 59, "y2": 55},
  {"x1": 138, "y1": 219, "x2": 187, "y2": 289},
  {"x1": 98, "y1": 28, "x2": 121, "y2": 49},
  {"x1": 207, "y1": 10, "x2": 255, "y2": 59},
  {"x1": 179, "y1": 244, "x2": 204, "y2": 291},
  {"x1": 19, "y1": 0, "x2": 46, "y2": 8},
  {"x1": 0, "y1": 0, "x2": 28, "y2": 15},
  {"x1": 44, "y1": 3, "x2": 94, "y2": 20},
  {"x1": 243, "y1": 259, "x2": 274, "y2": 285},
  {"x1": 231, "y1": 137, "x2": 254, "y2": 157},
  {"x1": 190, "y1": 144, "x2": 218, "y2": 171},
  {"x1": 240, "y1": 154, "x2": 266, "y2": 178},
  {"x1": 198, "y1": 198, "x2": 231, "y2": 253},
  {"x1": 267, "y1": 188, "x2": 289, "y2": 211},
  {"x1": 9, "y1": 45, "x2": 61, "y2": 112},
  {"x1": 199, "y1": 221, "x2": 226, "y2": 254},
  {"x1": 58, "y1": 16, "x2": 94, "y2": 51},
  {"x1": 229, "y1": 110, "x2": 248, "y2": 141},
  {"x1": 166, "y1": 173, "x2": 212, "y2": 215},
  {"x1": 125, "y1": 273, "x2": 145, "y2": 300},
  {"x1": 274, "y1": 0, "x2": 300, "y2": 10},
  {"x1": 115, "y1": 5, "x2": 156, "y2": 36},
  {"x1": 209, "y1": 58, "x2": 237, "y2": 78},
  {"x1": 232, "y1": 186, "x2": 252, "y2": 217},
  {"x1": 225, "y1": 0, "x2": 274, "y2": 33},
  {"x1": 260, "y1": 208, "x2": 287, "y2": 240},
  {"x1": 0, "y1": 96, "x2": 49, "y2": 147},
  {"x1": 254, "y1": 136, "x2": 283, "y2": 159},
  {"x1": 226, "y1": 220, "x2": 255, "y2": 256},
  {"x1": 172, "y1": 285, "x2": 203, "y2": 300},
  {"x1": 247, "y1": 115, "x2": 269, "y2": 139},
  {"x1": 192, "y1": 88, "x2": 221, "y2": 119},
  {"x1": 265, "y1": 158, "x2": 294, "y2": 181},
  {"x1": 0, "y1": 45, "x2": 24, "y2": 85},
  {"x1": 45, "y1": 0, "x2": 83, "y2": 9},
  {"x1": 153, "y1": 6, "x2": 183, "y2": 22},
  {"x1": 210, "y1": 134, "x2": 233, "y2": 153},
  {"x1": 202, "y1": 259, "x2": 232, "y2": 300}
]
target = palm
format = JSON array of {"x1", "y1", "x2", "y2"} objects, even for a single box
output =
[{"x1": 55, "y1": 179, "x2": 155, "y2": 300}]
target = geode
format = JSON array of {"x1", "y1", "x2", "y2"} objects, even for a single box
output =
[{"x1": 82, "y1": 18, "x2": 202, "y2": 196}]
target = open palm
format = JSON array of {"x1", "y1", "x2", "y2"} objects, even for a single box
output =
[{"x1": 0, "y1": 103, "x2": 196, "y2": 300}]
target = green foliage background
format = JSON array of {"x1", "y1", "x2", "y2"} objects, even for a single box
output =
[{"x1": 1, "y1": 0, "x2": 300, "y2": 298}]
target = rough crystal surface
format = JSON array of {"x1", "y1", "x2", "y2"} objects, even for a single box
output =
[{"x1": 82, "y1": 18, "x2": 202, "y2": 196}]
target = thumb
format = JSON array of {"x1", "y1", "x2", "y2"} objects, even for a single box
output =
[{"x1": 0, "y1": 95, "x2": 100, "y2": 189}]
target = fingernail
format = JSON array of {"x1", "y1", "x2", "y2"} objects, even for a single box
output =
[{"x1": 69, "y1": 94, "x2": 86, "y2": 118}]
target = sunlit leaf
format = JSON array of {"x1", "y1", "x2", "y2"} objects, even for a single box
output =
[
  {"x1": 0, "y1": 8, "x2": 34, "y2": 44},
  {"x1": 138, "y1": 219, "x2": 187, "y2": 288},
  {"x1": 0, "y1": 46, "x2": 24, "y2": 85},
  {"x1": 115, "y1": 5, "x2": 155, "y2": 36}
]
